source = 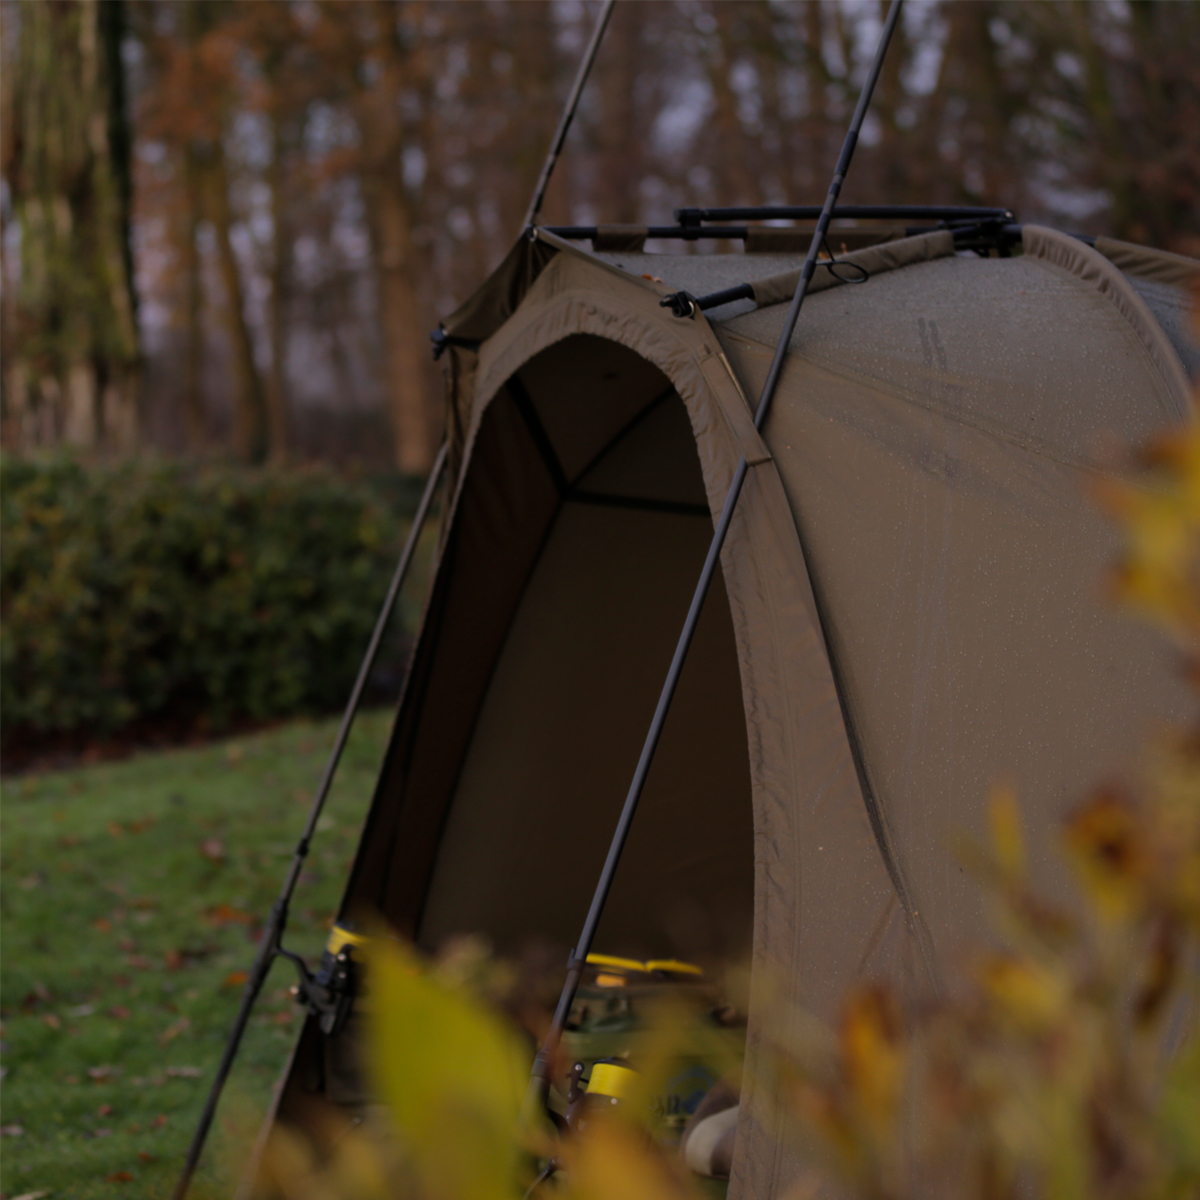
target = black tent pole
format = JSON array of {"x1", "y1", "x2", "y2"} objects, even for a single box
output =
[
  {"x1": 523, "y1": 0, "x2": 616, "y2": 230},
  {"x1": 172, "y1": 442, "x2": 449, "y2": 1200},
  {"x1": 525, "y1": 0, "x2": 904, "y2": 1114}
]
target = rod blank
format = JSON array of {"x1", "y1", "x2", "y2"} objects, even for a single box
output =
[
  {"x1": 523, "y1": 0, "x2": 616, "y2": 230},
  {"x1": 172, "y1": 443, "x2": 449, "y2": 1200}
]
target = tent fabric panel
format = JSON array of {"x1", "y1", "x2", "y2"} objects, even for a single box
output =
[
  {"x1": 1120, "y1": 275, "x2": 1200, "y2": 383},
  {"x1": 1093, "y1": 235, "x2": 1200, "y2": 290},
  {"x1": 472, "y1": 250, "x2": 764, "y2": 503},
  {"x1": 515, "y1": 334, "x2": 680, "y2": 485},
  {"x1": 343, "y1": 388, "x2": 561, "y2": 933},
  {"x1": 1022, "y1": 225, "x2": 1192, "y2": 411},
  {"x1": 417, "y1": 497, "x2": 753, "y2": 961},
  {"x1": 747, "y1": 229, "x2": 954, "y2": 307},
  {"x1": 593, "y1": 251, "x2": 805, "y2": 322},
  {"x1": 725, "y1": 333, "x2": 1192, "y2": 961},
  {"x1": 460, "y1": 243, "x2": 903, "y2": 1198},
  {"x1": 574, "y1": 391, "x2": 711, "y2": 507},
  {"x1": 718, "y1": 463, "x2": 913, "y2": 1200},
  {"x1": 720, "y1": 251, "x2": 1185, "y2": 468},
  {"x1": 1080, "y1": 235, "x2": 1200, "y2": 382}
]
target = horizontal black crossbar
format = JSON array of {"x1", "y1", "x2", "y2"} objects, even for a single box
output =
[
  {"x1": 676, "y1": 204, "x2": 1013, "y2": 224},
  {"x1": 547, "y1": 225, "x2": 754, "y2": 241},
  {"x1": 546, "y1": 210, "x2": 1016, "y2": 246},
  {"x1": 674, "y1": 222, "x2": 1090, "y2": 317},
  {"x1": 569, "y1": 490, "x2": 710, "y2": 518}
]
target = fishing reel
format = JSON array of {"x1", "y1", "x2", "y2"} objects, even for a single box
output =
[
  {"x1": 563, "y1": 1056, "x2": 639, "y2": 1133},
  {"x1": 279, "y1": 924, "x2": 365, "y2": 1036}
]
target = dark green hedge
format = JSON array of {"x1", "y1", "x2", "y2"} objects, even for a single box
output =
[{"x1": 1, "y1": 456, "x2": 413, "y2": 743}]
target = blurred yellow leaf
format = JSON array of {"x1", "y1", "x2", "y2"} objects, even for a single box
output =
[
  {"x1": 560, "y1": 1116, "x2": 689, "y2": 1200},
  {"x1": 989, "y1": 785, "x2": 1026, "y2": 880},
  {"x1": 976, "y1": 955, "x2": 1069, "y2": 1030},
  {"x1": 1102, "y1": 418, "x2": 1200, "y2": 649},
  {"x1": 839, "y1": 987, "x2": 903, "y2": 1135},
  {"x1": 1062, "y1": 792, "x2": 1147, "y2": 923},
  {"x1": 365, "y1": 935, "x2": 530, "y2": 1200}
]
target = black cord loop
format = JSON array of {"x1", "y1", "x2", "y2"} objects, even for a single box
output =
[{"x1": 820, "y1": 236, "x2": 870, "y2": 284}]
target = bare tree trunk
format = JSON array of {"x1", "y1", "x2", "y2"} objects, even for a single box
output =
[
  {"x1": 4, "y1": 0, "x2": 140, "y2": 453},
  {"x1": 181, "y1": 147, "x2": 207, "y2": 450},
  {"x1": 1068, "y1": 0, "x2": 1135, "y2": 239},
  {"x1": 265, "y1": 108, "x2": 291, "y2": 465},
  {"x1": 203, "y1": 139, "x2": 268, "y2": 465},
  {"x1": 353, "y1": 2, "x2": 434, "y2": 474},
  {"x1": 708, "y1": 5, "x2": 763, "y2": 208},
  {"x1": 593, "y1": 3, "x2": 645, "y2": 224},
  {"x1": 361, "y1": 174, "x2": 431, "y2": 473}
]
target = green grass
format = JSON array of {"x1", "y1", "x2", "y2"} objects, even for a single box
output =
[{"x1": 0, "y1": 711, "x2": 393, "y2": 1200}]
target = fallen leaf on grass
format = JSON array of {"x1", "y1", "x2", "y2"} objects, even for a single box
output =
[
  {"x1": 223, "y1": 970, "x2": 249, "y2": 989},
  {"x1": 97, "y1": 1104, "x2": 113, "y2": 1117},
  {"x1": 151, "y1": 1115, "x2": 168, "y2": 1129},
  {"x1": 164, "y1": 949, "x2": 183, "y2": 971},
  {"x1": 124, "y1": 955, "x2": 152, "y2": 970},
  {"x1": 1, "y1": 1123, "x2": 26, "y2": 1136},
  {"x1": 200, "y1": 838, "x2": 226, "y2": 863},
  {"x1": 13, "y1": 1190, "x2": 52, "y2": 1200},
  {"x1": 137, "y1": 1151, "x2": 156, "y2": 1164},
  {"x1": 109, "y1": 1005, "x2": 130, "y2": 1020},
  {"x1": 128, "y1": 817, "x2": 155, "y2": 833},
  {"x1": 43, "y1": 1014, "x2": 61, "y2": 1030},
  {"x1": 93, "y1": 918, "x2": 112, "y2": 933},
  {"x1": 205, "y1": 903, "x2": 253, "y2": 928},
  {"x1": 159, "y1": 1017, "x2": 190, "y2": 1045},
  {"x1": 22, "y1": 984, "x2": 51, "y2": 1010},
  {"x1": 166, "y1": 1066, "x2": 203, "y2": 1078},
  {"x1": 107, "y1": 821, "x2": 124, "y2": 838},
  {"x1": 105, "y1": 1171, "x2": 133, "y2": 1182},
  {"x1": 271, "y1": 1009, "x2": 294, "y2": 1026},
  {"x1": 88, "y1": 1066, "x2": 117, "y2": 1082}
]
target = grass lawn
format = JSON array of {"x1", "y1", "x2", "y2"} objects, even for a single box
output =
[{"x1": 0, "y1": 710, "x2": 393, "y2": 1200}]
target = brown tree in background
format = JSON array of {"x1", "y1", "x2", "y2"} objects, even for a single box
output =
[
  {"x1": 339, "y1": 0, "x2": 435, "y2": 473},
  {"x1": 1, "y1": 0, "x2": 140, "y2": 452}
]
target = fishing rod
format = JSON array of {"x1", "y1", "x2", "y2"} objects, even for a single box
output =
[
  {"x1": 172, "y1": 442, "x2": 449, "y2": 1200},
  {"x1": 523, "y1": 0, "x2": 616, "y2": 230},
  {"x1": 525, "y1": 0, "x2": 906, "y2": 1117}
]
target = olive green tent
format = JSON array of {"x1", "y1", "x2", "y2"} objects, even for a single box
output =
[{"x1": 273, "y1": 225, "x2": 1199, "y2": 1196}]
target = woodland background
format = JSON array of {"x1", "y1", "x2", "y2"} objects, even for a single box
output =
[{"x1": 2, "y1": 0, "x2": 1199, "y2": 475}]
